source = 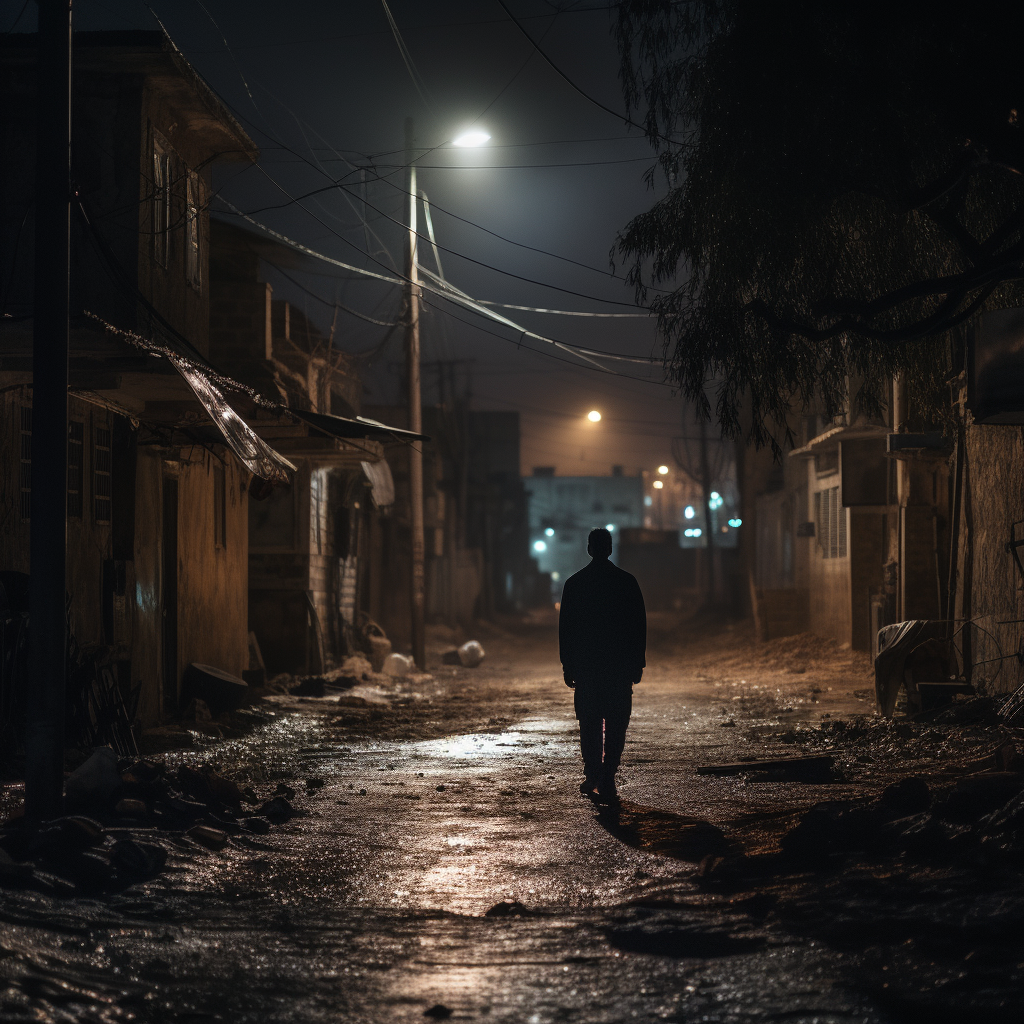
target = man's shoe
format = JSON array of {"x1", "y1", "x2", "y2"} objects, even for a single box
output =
[
  {"x1": 579, "y1": 778, "x2": 599, "y2": 799},
  {"x1": 596, "y1": 775, "x2": 619, "y2": 804}
]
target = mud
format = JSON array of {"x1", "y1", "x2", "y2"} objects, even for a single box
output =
[{"x1": 1, "y1": 618, "x2": 1021, "y2": 1023}]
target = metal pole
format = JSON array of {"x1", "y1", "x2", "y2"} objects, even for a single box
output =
[
  {"x1": 405, "y1": 117, "x2": 426, "y2": 669},
  {"x1": 25, "y1": 0, "x2": 72, "y2": 820}
]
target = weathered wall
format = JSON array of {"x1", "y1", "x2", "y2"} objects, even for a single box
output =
[
  {"x1": 133, "y1": 451, "x2": 163, "y2": 726},
  {"x1": 958, "y1": 423, "x2": 1024, "y2": 694},
  {"x1": 175, "y1": 451, "x2": 248, "y2": 685},
  {"x1": 850, "y1": 510, "x2": 886, "y2": 651}
]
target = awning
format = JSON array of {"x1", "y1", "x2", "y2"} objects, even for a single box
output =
[
  {"x1": 290, "y1": 408, "x2": 429, "y2": 443},
  {"x1": 361, "y1": 460, "x2": 395, "y2": 509},
  {"x1": 166, "y1": 351, "x2": 295, "y2": 483}
]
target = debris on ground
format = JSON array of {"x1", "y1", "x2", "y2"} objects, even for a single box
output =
[
  {"x1": 181, "y1": 663, "x2": 250, "y2": 715},
  {"x1": 383, "y1": 653, "x2": 415, "y2": 676},
  {"x1": 458, "y1": 640, "x2": 485, "y2": 667},
  {"x1": 697, "y1": 753, "x2": 835, "y2": 781},
  {"x1": 0, "y1": 749, "x2": 308, "y2": 895}
]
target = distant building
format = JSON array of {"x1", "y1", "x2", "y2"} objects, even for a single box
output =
[{"x1": 525, "y1": 473, "x2": 644, "y2": 594}]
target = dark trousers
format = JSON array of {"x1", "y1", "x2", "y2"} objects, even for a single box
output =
[{"x1": 574, "y1": 681, "x2": 632, "y2": 781}]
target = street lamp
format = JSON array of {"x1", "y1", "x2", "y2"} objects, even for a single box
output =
[
  {"x1": 453, "y1": 129, "x2": 491, "y2": 147},
  {"x1": 405, "y1": 119, "x2": 491, "y2": 669},
  {"x1": 657, "y1": 465, "x2": 669, "y2": 475},
  {"x1": 587, "y1": 410, "x2": 601, "y2": 422}
]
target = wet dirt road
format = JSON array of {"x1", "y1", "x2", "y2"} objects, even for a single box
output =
[{"x1": 1, "y1": 622, "x2": 897, "y2": 1023}]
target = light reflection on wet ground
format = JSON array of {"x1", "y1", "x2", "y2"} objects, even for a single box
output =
[{"x1": 0, "y1": 635, "x2": 891, "y2": 1023}]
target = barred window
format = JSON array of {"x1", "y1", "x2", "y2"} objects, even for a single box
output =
[
  {"x1": 185, "y1": 169, "x2": 202, "y2": 291},
  {"x1": 152, "y1": 135, "x2": 171, "y2": 267},
  {"x1": 94, "y1": 426, "x2": 112, "y2": 524},
  {"x1": 814, "y1": 486, "x2": 847, "y2": 559},
  {"x1": 19, "y1": 406, "x2": 31, "y2": 521},
  {"x1": 67, "y1": 420, "x2": 83, "y2": 518}
]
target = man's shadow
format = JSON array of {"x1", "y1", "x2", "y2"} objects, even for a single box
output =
[{"x1": 593, "y1": 800, "x2": 737, "y2": 862}]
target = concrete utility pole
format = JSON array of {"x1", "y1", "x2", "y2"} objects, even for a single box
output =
[
  {"x1": 25, "y1": 0, "x2": 72, "y2": 819},
  {"x1": 405, "y1": 117, "x2": 426, "y2": 669}
]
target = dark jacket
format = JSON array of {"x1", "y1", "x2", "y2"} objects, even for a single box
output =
[{"x1": 558, "y1": 557, "x2": 646, "y2": 682}]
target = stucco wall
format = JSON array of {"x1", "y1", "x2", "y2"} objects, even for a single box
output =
[{"x1": 176, "y1": 451, "x2": 248, "y2": 683}]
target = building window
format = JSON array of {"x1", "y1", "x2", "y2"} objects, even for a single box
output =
[
  {"x1": 213, "y1": 463, "x2": 226, "y2": 549},
  {"x1": 94, "y1": 426, "x2": 112, "y2": 524},
  {"x1": 19, "y1": 406, "x2": 31, "y2": 521},
  {"x1": 185, "y1": 169, "x2": 202, "y2": 291},
  {"x1": 152, "y1": 134, "x2": 171, "y2": 267},
  {"x1": 814, "y1": 485, "x2": 847, "y2": 559},
  {"x1": 67, "y1": 420, "x2": 83, "y2": 518},
  {"x1": 310, "y1": 471, "x2": 323, "y2": 555}
]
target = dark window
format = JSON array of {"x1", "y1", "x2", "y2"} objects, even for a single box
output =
[
  {"x1": 213, "y1": 463, "x2": 226, "y2": 549},
  {"x1": 152, "y1": 136, "x2": 170, "y2": 267},
  {"x1": 94, "y1": 426, "x2": 112, "y2": 523},
  {"x1": 19, "y1": 406, "x2": 31, "y2": 520},
  {"x1": 185, "y1": 170, "x2": 202, "y2": 291},
  {"x1": 67, "y1": 420, "x2": 83, "y2": 518}
]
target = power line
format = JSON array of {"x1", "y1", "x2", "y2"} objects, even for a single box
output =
[{"x1": 492, "y1": 0, "x2": 679, "y2": 147}]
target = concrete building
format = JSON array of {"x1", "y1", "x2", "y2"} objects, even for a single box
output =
[{"x1": 525, "y1": 471, "x2": 644, "y2": 594}]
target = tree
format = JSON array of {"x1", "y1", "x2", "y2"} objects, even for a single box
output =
[{"x1": 613, "y1": 1, "x2": 1024, "y2": 448}]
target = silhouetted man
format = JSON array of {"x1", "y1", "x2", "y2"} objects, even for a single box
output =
[{"x1": 559, "y1": 527, "x2": 646, "y2": 803}]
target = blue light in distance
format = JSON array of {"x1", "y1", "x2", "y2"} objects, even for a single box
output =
[
  {"x1": 684, "y1": 505, "x2": 695, "y2": 519},
  {"x1": 533, "y1": 540, "x2": 547, "y2": 553},
  {"x1": 728, "y1": 518, "x2": 743, "y2": 528},
  {"x1": 544, "y1": 527, "x2": 554, "y2": 537}
]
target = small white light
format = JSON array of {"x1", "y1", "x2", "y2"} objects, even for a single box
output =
[
  {"x1": 692, "y1": 528, "x2": 702, "y2": 537},
  {"x1": 587, "y1": 410, "x2": 601, "y2": 422},
  {"x1": 533, "y1": 540, "x2": 547, "y2": 553},
  {"x1": 551, "y1": 572, "x2": 560, "y2": 581},
  {"x1": 710, "y1": 491, "x2": 720, "y2": 501},
  {"x1": 653, "y1": 480, "x2": 663, "y2": 490},
  {"x1": 544, "y1": 527, "x2": 554, "y2": 537},
  {"x1": 728, "y1": 518, "x2": 743, "y2": 528},
  {"x1": 644, "y1": 496, "x2": 653, "y2": 506},
  {"x1": 605, "y1": 524, "x2": 615, "y2": 532},
  {"x1": 684, "y1": 529, "x2": 694, "y2": 538},
  {"x1": 657, "y1": 465, "x2": 669, "y2": 475},
  {"x1": 684, "y1": 506, "x2": 695, "y2": 519},
  {"x1": 452, "y1": 129, "x2": 490, "y2": 148}
]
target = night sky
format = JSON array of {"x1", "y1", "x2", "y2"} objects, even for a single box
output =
[{"x1": 14, "y1": 0, "x2": 690, "y2": 477}]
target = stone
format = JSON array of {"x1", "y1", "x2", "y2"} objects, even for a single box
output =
[
  {"x1": 240, "y1": 817, "x2": 271, "y2": 834},
  {"x1": 64, "y1": 747, "x2": 123, "y2": 809},
  {"x1": 114, "y1": 798, "x2": 147, "y2": 818},
  {"x1": 383, "y1": 653, "x2": 414, "y2": 677},
  {"x1": 880, "y1": 777, "x2": 931, "y2": 817},
  {"x1": 423, "y1": 1006, "x2": 453, "y2": 1020},
  {"x1": 110, "y1": 839, "x2": 167, "y2": 878},
  {"x1": 457, "y1": 641, "x2": 485, "y2": 668},
  {"x1": 185, "y1": 825, "x2": 229, "y2": 851},
  {"x1": 258, "y1": 796, "x2": 296, "y2": 822}
]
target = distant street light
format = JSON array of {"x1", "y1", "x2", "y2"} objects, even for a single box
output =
[
  {"x1": 652, "y1": 480, "x2": 663, "y2": 489},
  {"x1": 533, "y1": 540, "x2": 547, "y2": 552},
  {"x1": 453, "y1": 129, "x2": 491, "y2": 147},
  {"x1": 684, "y1": 505, "x2": 695, "y2": 519},
  {"x1": 587, "y1": 410, "x2": 602, "y2": 422},
  {"x1": 657, "y1": 465, "x2": 669, "y2": 475},
  {"x1": 544, "y1": 527, "x2": 555, "y2": 537}
]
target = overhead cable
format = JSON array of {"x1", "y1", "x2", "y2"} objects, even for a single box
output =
[{"x1": 492, "y1": 0, "x2": 679, "y2": 147}]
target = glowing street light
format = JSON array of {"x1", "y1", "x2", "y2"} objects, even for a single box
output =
[
  {"x1": 452, "y1": 129, "x2": 491, "y2": 147},
  {"x1": 684, "y1": 505, "x2": 695, "y2": 519},
  {"x1": 544, "y1": 527, "x2": 555, "y2": 537},
  {"x1": 533, "y1": 540, "x2": 547, "y2": 553},
  {"x1": 587, "y1": 410, "x2": 601, "y2": 423},
  {"x1": 657, "y1": 465, "x2": 669, "y2": 475},
  {"x1": 652, "y1": 480, "x2": 663, "y2": 490}
]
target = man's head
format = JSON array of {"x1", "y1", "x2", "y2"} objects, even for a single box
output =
[{"x1": 587, "y1": 527, "x2": 613, "y2": 560}]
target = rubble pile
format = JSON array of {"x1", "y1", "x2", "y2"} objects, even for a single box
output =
[
  {"x1": 778, "y1": 769, "x2": 1024, "y2": 867},
  {"x1": 0, "y1": 747, "x2": 304, "y2": 895}
]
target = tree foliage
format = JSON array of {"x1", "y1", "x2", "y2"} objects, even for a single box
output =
[{"x1": 613, "y1": 0, "x2": 1024, "y2": 446}]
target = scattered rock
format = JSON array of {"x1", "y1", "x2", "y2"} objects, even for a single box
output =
[
  {"x1": 290, "y1": 676, "x2": 326, "y2": 697},
  {"x1": 65, "y1": 747, "x2": 123, "y2": 809},
  {"x1": 484, "y1": 900, "x2": 531, "y2": 917},
  {"x1": 240, "y1": 817, "x2": 271, "y2": 834},
  {"x1": 423, "y1": 1006, "x2": 453, "y2": 1020},
  {"x1": 274, "y1": 784, "x2": 297, "y2": 800},
  {"x1": 880, "y1": 777, "x2": 931, "y2": 817},
  {"x1": 110, "y1": 839, "x2": 167, "y2": 878},
  {"x1": 457, "y1": 640, "x2": 485, "y2": 668},
  {"x1": 384, "y1": 653, "x2": 415, "y2": 677},
  {"x1": 185, "y1": 825, "x2": 229, "y2": 851},
  {"x1": 182, "y1": 698, "x2": 213, "y2": 723},
  {"x1": 258, "y1": 796, "x2": 296, "y2": 822},
  {"x1": 114, "y1": 798, "x2": 147, "y2": 818}
]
